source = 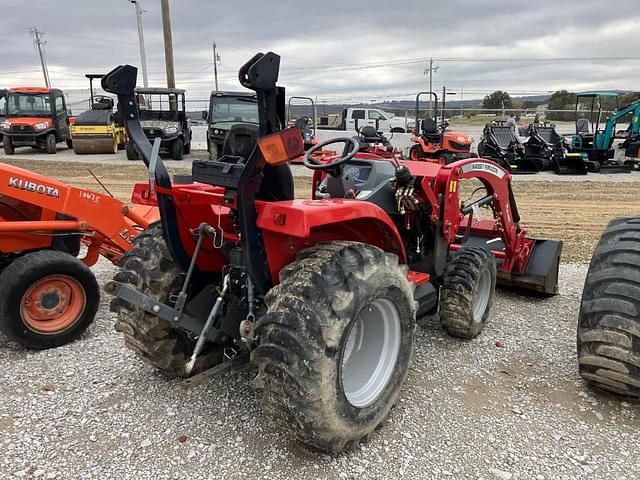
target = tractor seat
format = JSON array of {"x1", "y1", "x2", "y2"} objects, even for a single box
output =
[
  {"x1": 420, "y1": 118, "x2": 440, "y2": 142},
  {"x1": 221, "y1": 124, "x2": 294, "y2": 202},
  {"x1": 358, "y1": 126, "x2": 388, "y2": 145}
]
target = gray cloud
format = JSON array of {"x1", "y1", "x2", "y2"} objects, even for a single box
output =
[{"x1": 1, "y1": 0, "x2": 638, "y2": 105}]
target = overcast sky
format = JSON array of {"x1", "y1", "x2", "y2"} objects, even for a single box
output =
[{"x1": 1, "y1": 0, "x2": 639, "y2": 106}]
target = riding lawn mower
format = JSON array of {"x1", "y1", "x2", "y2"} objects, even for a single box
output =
[{"x1": 102, "y1": 52, "x2": 562, "y2": 453}]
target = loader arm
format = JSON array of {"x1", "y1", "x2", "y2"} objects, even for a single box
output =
[
  {"x1": 0, "y1": 162, "x2": 158, "y2": 265},
  {"x1": 598, "y1": 100, "x2": 640, "y2": 149}
]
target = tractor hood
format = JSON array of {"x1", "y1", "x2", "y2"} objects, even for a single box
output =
[
  {"x1": 141, "y1": 120, "x2": 179, "y2": 131},
  {"x1": 1, "y1": 117, "x2": 53, "y2": 128},
  {"x1": 443, "y1": 131, "x2": 472, "y2": 145}
]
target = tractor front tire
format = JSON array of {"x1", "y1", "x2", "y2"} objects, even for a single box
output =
[
  {"x1": 409, "y1": 145, "x2": 424, "y2": 161},
  {"x1": 0, "y1": 250, "x2": 100, "y2": 349},
  {"x1": 126, "y1": 143, "x2": 139, "y2": 161},
  {"x1": 4, "y1": 136, "x2": 14, "y2": 155},
  {"x1": 577, "y1": 217, "x2": 640, "y2": 397},
  {"x1": 45, "y1": 133, "x2": 57, "y2": 154},
  {"x1": 109, "y1": 224, "x2": 223, "y2": 377},
  {"x1": 170, "y1": 139, "x2": 184, "y2": 160},
  {"x1": 252, "y1": 241, "x2": 416, "y2": 452},
  {"x1": 439, "y1": 246, "x2": 496, "y2": 339}
]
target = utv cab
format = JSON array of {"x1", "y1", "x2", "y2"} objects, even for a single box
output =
[
  {"x1": 0, "y1": 87, "x2": 72, "y2": 155},
  {"x1": 127, "y1": 87, "x2": 191, "y2": 161},
  {"x1": 206, "y1": 91, "x2": 258, "y2": 160}
]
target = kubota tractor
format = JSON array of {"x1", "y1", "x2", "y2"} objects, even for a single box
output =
[
  {"x1": 0, "y1": 163, "x2": 158, "y2": 348},
  {"x1": 409, "y1": 91, "x2": 473, "y2": 164},
  {"x1": 577, "y1": 217, "x2": 640, "y2": 397},
  {"x1": 103, "y1": 53, "x2": 561, "y2": 452},
  {"x1": 0, "y1": 87, "x2": 73, "y2": 154}
]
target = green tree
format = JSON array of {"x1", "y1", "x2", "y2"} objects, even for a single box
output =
[
  {"x1": 482, "y1": 91, "x2": 512, "y2": 111},
  {"x1": 619, "y1": 92, "x2": 640, "y2": 107},
  {"x1": 547, "y1": 90, "x2": 576, "y2": 121}
]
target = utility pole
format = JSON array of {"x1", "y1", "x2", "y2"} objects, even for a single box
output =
[
  {"x1": 30, "y1": 28, "x2": 50, "y2": 87},
  {"x1": 212, "y1": 42, "x2": 220, "y2": 91},
  {"x1": 129, "y1": 0, "x2": 149, "y2": 88},
  {"x1": 424, "y1": 57, "x2": 439, "y2": 117},
  {"x1": 460, "y1": 85, "x2": 463, "y2": 117},
  {"x1": 160, "y1": 0, "x2": 175, "y2": 89}
]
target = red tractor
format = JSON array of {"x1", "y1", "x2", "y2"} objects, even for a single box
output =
[
  {"x1": 103, "y1": 53, "x2": 561, "y2": 452},
  {"x1": 0, "y1": 162, "x2": 158, "y2": 348},
  {"x1": 409, "y1": 91, "x2": 473, "y2": 164}
]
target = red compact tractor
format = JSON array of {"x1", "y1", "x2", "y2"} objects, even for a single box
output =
[
  {"x1": 103, "y1": 53, "x2": 561, "y2": 452},
  {"x1": 409, "y1": 91, "x2": 473, "y2": 164},
  {"x1": 0, "y1": 163, "x2": 158, "y2": 348}
]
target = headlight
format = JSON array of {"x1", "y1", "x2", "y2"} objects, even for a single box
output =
[
  {"x1": 34, "y1": 122, "x2": 48, "y2": 130},
  {"x1": 0, "y1": 122, "x2": 10, "y2": 130},
  {"x1": 165, "y1": 127, "x2": 178, "y2": 134}
]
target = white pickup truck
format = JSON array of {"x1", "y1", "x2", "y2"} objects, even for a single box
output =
[{"x1": 318, "y1": 107, "x2": 414, "y2": 133}]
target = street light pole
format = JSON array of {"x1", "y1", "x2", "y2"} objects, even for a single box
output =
[{"x1": 129, "y1": 0, "x2": 149, "y2": 88}]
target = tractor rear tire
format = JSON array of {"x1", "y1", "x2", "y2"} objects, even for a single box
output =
[
  {"x1": 252, "y1": 241, "x2": 416, "y2": 452},
  {"x1": 126, "y1": 143, "x2": 139, "y2": 161},
  {"x1": 170, "y1": 139, "x2": 184, "y2": 160},
  {"x1": 109, "y1": 224, "x2": 224, "y2": 377},
  {"x1": 439, "y1": 246, "x2": 496, "y2": 339},
  {"x1": 0, "y1": 250, "x2": 100, "y2": 349},
  {"x1": 577, "y1": 217, "x2": 640, "y2": 397},
  {"x1": 4, "y1": 136, "x2": 14, "y2": 155},
  {"x1": 45, "y1": 133, "x2": 57, "y2": 154},
  {"x1": 409, "y1": 145, "x2": 424, "y2": 161}
]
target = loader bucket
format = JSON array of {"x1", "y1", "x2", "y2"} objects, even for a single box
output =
[
  {"x1": 460, "y1": 235, "x2": 562, "y2": 296},
  {"x1": 72, "y1": 136, "x2": 117, "y2": 154},
  {"x1": 554, "y1": 153, "x2": 587, "y2": 175}
]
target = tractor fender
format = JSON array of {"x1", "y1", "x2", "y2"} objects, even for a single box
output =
[{"x1": 256, "y1": 199, "x2": 406, "y2": 283}]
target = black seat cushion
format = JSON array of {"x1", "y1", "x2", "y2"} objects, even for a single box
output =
[{"x1": 223, "y1": 124, "x2": 259, "y2": 159}]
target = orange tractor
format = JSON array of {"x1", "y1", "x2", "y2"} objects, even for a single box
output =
[
  {"x1": 0, "y1": 162, "x2": 158, "y2": 348},
  {"x1": 409, "y1": 90, "x2": 473, "y2": 164}
]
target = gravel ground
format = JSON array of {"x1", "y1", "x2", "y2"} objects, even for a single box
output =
[{"x1": 1, "y1": 261, "x2": 638, "y2": 479}]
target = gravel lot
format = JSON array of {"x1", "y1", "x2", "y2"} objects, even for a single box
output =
[{"x1": 1, "y1": 261, "x2": 639, "y2": 480}]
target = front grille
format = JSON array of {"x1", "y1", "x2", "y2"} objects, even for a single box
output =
[
  {"x1": 11, "y1": 125, "x2": 33, "y2": 133},
  {"x1": 13, "y1": 136, "x2": 34, "y2": 142},
  {"x1": 449, "y1": 140, "x2": 471, "y2": 152},
  {"x1": 144, "y1": 129, "x2": 164, "y2": 139}
]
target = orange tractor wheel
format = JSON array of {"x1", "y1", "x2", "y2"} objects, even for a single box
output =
[{"x1": 0, "y1": 250, "x2": 100, "y2": 349}]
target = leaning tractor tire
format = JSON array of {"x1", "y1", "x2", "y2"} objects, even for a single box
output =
[
  {"x1": 0, "y1": 250, "x2": 100, "y2": 349},
  {"x1": 252, "y1": 241, "x2": 416, "y2": 452},
  {"x1": 110, "y1": 224, "x2": 223, "y2": 377},
  {"x1": 439, "y1": 246, "x2": 497, "y2": 339},
  {"x1": 577, "y1": 217, "x2": 640, "y2": 397}
]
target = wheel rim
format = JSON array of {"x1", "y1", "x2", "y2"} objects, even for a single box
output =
[
  {"x1": 341, "y1": 298, "x2": 401, "y2": 408},
  {"x1": 410, "y1": 147, "x2": 418, "y2": 161},
  {"x1": 20, "y1": 275, "x2": 87, "y2": 333},
  {"x1": 473, "y1": 268, "x2": 492, "y2": 323}
]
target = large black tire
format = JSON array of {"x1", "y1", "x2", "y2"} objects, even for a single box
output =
[
  {"x1": 252, "y1": 241, "x2": 416, "y2": 452},
  {"x1": 170, "y1": 138, "x2": 184, "y2": 160},
  {"x1": 577, "y1": 217, "x2": 640, "y2": 397},
  {"x1": 439, "y1": 246, "x2": 497, "y2": 339},
  {"x1": 0, "y1": 250, "x2": 100, "y2": 349},
  {"x1": 45, "y1": 133, "x2": 56, "y2": 154},
  {"x1": 126, "y1": 143, "x2": 139, "y2": 161},
  {"x1": 4, "y1": 135, "x2": 14, "y2": 155},
  {"x1": 109, "y1": 224, "x2": 223, "y2": 377},
  {"x1": 183, "y1": 136, "x2": 191, "y2": 154}
]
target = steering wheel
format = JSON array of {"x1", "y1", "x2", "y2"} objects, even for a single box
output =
[{"x1": 303, "y1": 137, "x2": 360, "y2": 173}]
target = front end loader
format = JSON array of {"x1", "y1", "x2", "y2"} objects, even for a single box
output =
[
  {"x1": 0, "y1": 163, "x2": 158, "y2": 348},
  {"x1": 102, "y1": 52, "x2": 562, "y2": 453}
]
